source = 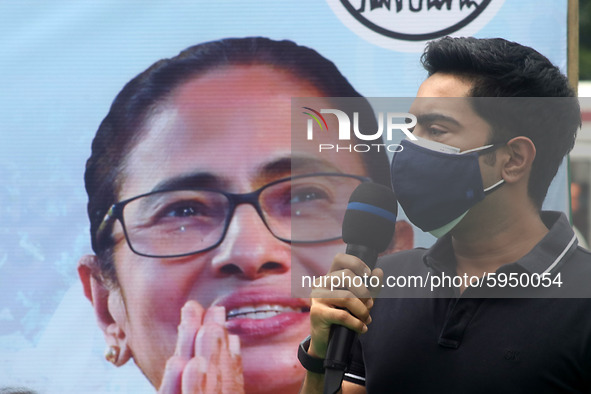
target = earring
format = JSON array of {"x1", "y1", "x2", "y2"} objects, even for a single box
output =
[{"x1": 104, "y1": 345, "x2": 120, "y2": 364}]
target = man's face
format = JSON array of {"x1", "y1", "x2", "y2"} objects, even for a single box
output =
[
  {"x1": 409, "y1": 72, "x2": 504, "y2": 231},
  {"x1": 410, "y1": 72, "x2": 493, "y2": 150},
  {"x1": 108, "y1": 65, "x2": 368, "y2": 392}
]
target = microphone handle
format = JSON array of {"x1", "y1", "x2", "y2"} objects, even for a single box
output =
[
  {"x1": 323, "y1": 244, "x2": 378, "y2": 394},
  {"x1": 345, "y1": 243, "x2": 379, "y2": 269}
]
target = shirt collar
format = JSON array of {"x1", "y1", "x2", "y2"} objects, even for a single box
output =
[{"x1": 423, "y1": 211, "x2": 578, "y2": 275}]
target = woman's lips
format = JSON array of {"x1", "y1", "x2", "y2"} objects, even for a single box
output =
[
  {"x1": 214, "y1": 288, "x2": 310, "y2": 343},
  {"x1": 226, "y1": 305, "x2": 304, "y2": 319},
  {"x1": 225, "y1": 311, "x2": 309, "y2": 343}
]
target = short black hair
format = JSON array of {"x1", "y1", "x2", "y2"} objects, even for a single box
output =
[
  {"x1": 421, "y1": 36, "x2": 580, "y2": 208},
  {"x1": 85, "y1": 37, "x2": 389, "y2": 286}
]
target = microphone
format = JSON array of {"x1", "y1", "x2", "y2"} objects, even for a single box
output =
[{"x1": 323, "y1": 182, "x2": 398, "y2": 394}]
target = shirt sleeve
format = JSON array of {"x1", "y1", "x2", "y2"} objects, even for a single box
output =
[{"x1": 343, "y1": 336, "x2": 366, "y2": 386}]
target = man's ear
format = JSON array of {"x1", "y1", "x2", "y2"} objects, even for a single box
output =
[
  {"x1": 501, "y1": 136, "x2": 536, "y2": 184},
  {"x1": 78, "y1": 255, "x2": 132, "y2": 366},
  {"x1": 383, "y1": 220, "x2": 414, "y2": 254}
]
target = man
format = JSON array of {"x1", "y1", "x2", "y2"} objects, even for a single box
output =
[{"x1": 301, "y1": 37, "x2": 591, "y2": 393}]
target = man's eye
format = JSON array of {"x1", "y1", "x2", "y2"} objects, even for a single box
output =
[{"x1": 426, "y1": 125, "x2": 446, "y2": 136}]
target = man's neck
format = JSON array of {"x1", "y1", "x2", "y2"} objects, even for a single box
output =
[{"x1": 451, "y1": 205, "x2": 549, "y2": 279}]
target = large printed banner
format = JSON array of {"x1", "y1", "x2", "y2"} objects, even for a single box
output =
[{"x1": 0, "y1": 1, "x2": 570, "y2": 392}]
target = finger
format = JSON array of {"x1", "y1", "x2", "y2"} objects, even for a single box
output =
[
  {"x1": 203, "y1": 345, "x2": 244, "y2": 393},
  {"x1": 312, "y1": 288, "x2": 371, "y2": 309},
  {"x1": 204, "y1": 364, "x2": 222, "y2": 393},
  {"x1": 158, "y1": 356, "x2": 187, "y2": 394},
  {"x1": 195, "y1": 318, "x2": 226, "y2": 365},
  {"x1": 203, "y1": 305, "x2": 226, "y2": 325},
  {"x1": 174, "y1": 301, "x2": 204, "y2": 359},
  {"x1": 310, "y1": 288, "x2": 359, "y2": 300},
  {"x1": 182, "y1": 355, "x2": 207, "y2": 394},
  {"x1": 311, "y1": 297, "x2": 372, "y2": 327},
  {"x1": 197, "y1": 307, "x2": 245, "y2": 393},
  {"x1": 336, "y1": 268, "x2": 374, "y2": 300},
  {"x1": 228, "y1": 334, "x2": 241, "y2": 359},
  {"x1": 195, "y1": 306, "x2": 227, "y2": 366},
  {"x1": 369, "y1": 268, "x2": 384, "y2": 298},
  {"x1": 313, "y1": 269, "x2": 372, "y2": 291},
  {"x1": 216, "y1": 332, "x2": 244, "y2": 392},
  {"x1": 226, "y1": 334, "x2": 245, "y2": 391},
  {"x1": 311, "y1": 276, "x2": 373, "y2": 308},
  {"x1": 330, "y1": 267, "x2": 383, "y2": 305},
  {"x1": 308, "y1": 302, "x2": 369, "y2": 359},
  {"x1": 329, "y1": 253, "x2": 372, "y2": 277}
]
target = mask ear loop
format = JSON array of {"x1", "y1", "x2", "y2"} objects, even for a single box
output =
[
  {"x1": 462, "y1": 141, "x2": 507, "y2": 195},
  {"x1": 460, "y1": 142, "x2": 507, "y2": 155},
  {"x1": 484, "y1": 179, "x2": 505, "y2": 194},
  {"x1": 460, "y1": 144, "x2": 495, "y2": 155},
  {"x1": 482, "y1": 143, "x2": 506, "y2": 195}
]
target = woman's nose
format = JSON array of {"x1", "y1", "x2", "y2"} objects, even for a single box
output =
[{"x1": 209, "y1": 204, "x2": 290, "y2": 280}]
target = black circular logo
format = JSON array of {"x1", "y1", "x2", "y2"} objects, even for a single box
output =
[{"x1": 339, "y1": 0, "x2": 493, "y2": 42}]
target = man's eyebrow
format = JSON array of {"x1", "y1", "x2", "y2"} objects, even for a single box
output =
[
  {"x1": 150, "y1": 172, "x2": 226, "y2": 193},
  {"x1": 415, "y1": 113, "x2": 461, "y2": 127}
]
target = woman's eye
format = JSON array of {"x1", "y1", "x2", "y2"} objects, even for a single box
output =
[
  {"x1": 167, "y1": 206, "x2": 200, "y2": 217},
  {"x1": 291, "y1": 188, "x2": 329, "y2": 204},
  {"x1": 161, "y1": 201, "x2": 209, "y2": 218}
]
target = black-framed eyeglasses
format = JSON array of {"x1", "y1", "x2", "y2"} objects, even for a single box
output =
[{"x1": 96, "y1": 172, "x2": 370, "y2": 258}]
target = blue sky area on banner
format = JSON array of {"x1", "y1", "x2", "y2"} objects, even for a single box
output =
[{"x1": 0, "y1": 1, "x2": 570, "y2": 392}]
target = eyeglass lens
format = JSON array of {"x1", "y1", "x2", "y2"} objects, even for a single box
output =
[{"x1": 120, "y1": 175, "x2": 363, "y2": 257}]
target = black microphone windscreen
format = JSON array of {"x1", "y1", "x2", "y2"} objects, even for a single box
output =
[{"x1": 342, "y1": 182, "x2": 398, "y2": 252}]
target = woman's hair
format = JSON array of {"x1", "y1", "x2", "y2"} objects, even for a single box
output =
[
  {"x1": 0, "y1": 388, "x2": 38, "y2": 394},
  {"x1": 85, "y1": 37, "x2": 389, "y2": 287}
]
